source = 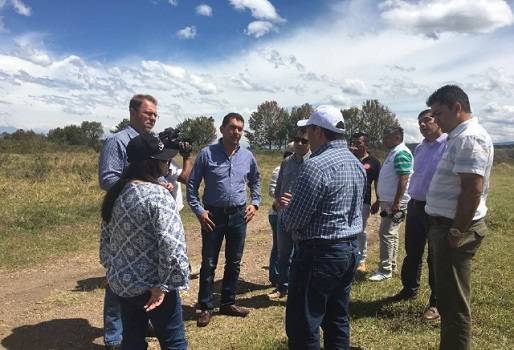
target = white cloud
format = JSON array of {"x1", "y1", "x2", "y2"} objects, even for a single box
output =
[
  {"x1": 176, "y1": 26, "x2": 197, "y2": 39},
  {"x1": 196, "y1": 4, "x2": 212, "y2": 17},
  {"x1": 340, "y1": 79, "x2": 368, "y2": 96},
  {"x1": 380, "y1": 0, "x2": 514, "y2": 39},
  {"x1": 10, "y1": 0, "x2": 31, "y2": 16},
  {"x1": 245, "y1": 20, "x2": 275, "y2": 38},
  {"x1": 168, "y1": 0, "x2": 178, "y2": 6},
  {"x1": 229, "y1": 0, "x2": 285, "y2": 23}
]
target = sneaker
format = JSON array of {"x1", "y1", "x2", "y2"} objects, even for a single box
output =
[
  {"x1": 356, "y1": 261, "x2": 367, "y2": 273},
  {"x1": 423, "y1": 306, "x2": 440, "y2": 321},
  {"x1": 368, "y1": 271, "x2": 392, "y2": 282},
  {"x1": 268, "y1": 289, "x2": 287, "y2": 299}
]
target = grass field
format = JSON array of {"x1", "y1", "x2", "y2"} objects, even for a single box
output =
[{"x1": 0, "y1": 148, "x2": 513, "y2": 349}]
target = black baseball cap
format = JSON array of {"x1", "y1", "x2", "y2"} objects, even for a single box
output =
[{"x1": 127, "y1": 133, "x2": 177, "y2": 163}]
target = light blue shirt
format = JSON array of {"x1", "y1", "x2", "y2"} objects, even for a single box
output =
[
  {"x1": 187, "y1": 139, "x2": 261, "y2": 216},
  {"x1": 98, "y1": 126, "x2": 139, "y2": 191}
]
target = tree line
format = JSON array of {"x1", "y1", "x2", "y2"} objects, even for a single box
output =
[{"x1": 1, "y1": 98, "x2": 399, "y2": 152}]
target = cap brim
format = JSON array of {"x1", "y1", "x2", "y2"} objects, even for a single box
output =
[
  {"x1": 297, "y1": 119, "x2": 309, "y2": 127},
  {"x1": 151, "y1": 148, "x2": 178, "y2": 160}
]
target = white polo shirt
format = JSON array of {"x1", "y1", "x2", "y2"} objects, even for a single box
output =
[
  {"x1": 425, "y1": 118, "x2": 494, "y2": 220},
  {"x1": 167, "y1": 159, "x2": 184, "y2": 212}
]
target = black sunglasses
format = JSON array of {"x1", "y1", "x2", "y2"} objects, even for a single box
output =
[{"x1": 293, "y1": 137, "x2": 309, "y2": 145}]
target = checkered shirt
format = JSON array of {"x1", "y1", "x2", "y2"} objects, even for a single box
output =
[{"x1": 282, "y1": 139, "x2": 366, "y2": 241}]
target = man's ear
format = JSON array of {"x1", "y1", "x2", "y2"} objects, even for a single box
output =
[{"x1": 453, "y1": 102, "x2": 462, "y2": 115}]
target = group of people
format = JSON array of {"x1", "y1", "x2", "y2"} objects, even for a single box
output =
[{"x1": 98, "y1": 84, "x2": 493, "y2": 350}]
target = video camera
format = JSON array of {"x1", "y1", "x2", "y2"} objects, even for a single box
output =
[{"x1": 158, "y1": 127, "x2": 192, "y2": 150}]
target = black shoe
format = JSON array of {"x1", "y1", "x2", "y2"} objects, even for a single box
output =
[
  {"x1": 197, "y1": 310, "x2": 212, "y2": 327},
  {"x1": 219, "y1": 304, "x2": 250, "y2": 317},
  {"x1": 391, "y1": 289, "x2": 417, "y2": 301}
]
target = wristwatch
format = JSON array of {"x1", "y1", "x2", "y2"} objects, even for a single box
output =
[{"x1": 449, "y1": 228, "x2": 465, "y2": 239}]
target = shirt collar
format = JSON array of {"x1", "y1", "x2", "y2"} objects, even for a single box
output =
[
  {"x1": 422, "y1": 133, "x2": 448, "y2": 145},
  {"x1": 448, "y1": 118, "x2": 474, "y2": 140},
  {"x1": 217, "y1": 138, "x2": 240, "y2": 155},
  {"x1": 292, "y1": 150, "x2": 312, "y2": 162}
]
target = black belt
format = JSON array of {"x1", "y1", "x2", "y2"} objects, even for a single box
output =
[
  {"x1": 429, "y1": 215, "x2": 481, "y2": 227},
  {"x1": 298, "y1": 236, "x2": 357, "y2": 246},
  {"x1": 205, "y1": 205, "x2": 245, "y2": 215},
  {"x1": 411, "y1": 199, "x2": 426, "y2": 206}
]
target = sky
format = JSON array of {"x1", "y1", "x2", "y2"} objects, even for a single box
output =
[{"x1": 0, "y1": 0, "x2": 513, "y2": 143}]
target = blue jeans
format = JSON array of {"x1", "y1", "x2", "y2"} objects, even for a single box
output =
[
  {"x1": 198, "y1": 206, "x2": 247, "y2": 310},
  {"x1": 104, "y1": 284, "x2": 123, "y2": 346},
  {"x1": 277, "y1": 213, "x2": 294, "y2": 293},
  {"x1": 119, "y1": 289, "x2": 186, "y2": 350},
  {"x1": 286, "y1": 239, "x2": 358, "y2": 350},
  {"x1": 268, "y1": 213, "x2": 279, "y2": 286}
]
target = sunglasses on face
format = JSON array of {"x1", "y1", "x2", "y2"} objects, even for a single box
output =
[{"x1": 293, "y1": 137, "x2": 309, "y2": 145}]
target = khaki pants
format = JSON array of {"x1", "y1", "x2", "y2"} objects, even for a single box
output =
[
  {"x1": 377, "y1": 202, "x2": 406, "y2": 275},
  {"x1": 428, "y1": 217, "x2": 487, "y2": 350}
]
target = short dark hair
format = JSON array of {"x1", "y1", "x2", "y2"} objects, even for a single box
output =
[
  {"x1": 426, "y1": 85, "x2": 471, "y2": 113},
  {"x1": 292, "y1": 126, "x2": 307, "y2": 138},
  {"x1": 383, "y1": 126, "x2": 404, "y2": 141},
  {"x1": 221, "y1": 112, "x2": 244, "y2": 127},
  {"x1": 417, "y1": 109, "x2": 432, "y2": 119},
  {"x1": 129, "y1": 94, "x2": 157, "y2": 112},
  {"x1": 351, "y1": 132, "x2": 370, "y2": 146}
]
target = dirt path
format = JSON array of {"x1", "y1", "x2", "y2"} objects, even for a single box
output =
[{"x1": 0, "y1": 210, "x2": 379, "y2": 349}]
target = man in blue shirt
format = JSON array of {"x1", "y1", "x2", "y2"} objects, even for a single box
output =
[
  {"x1": 98, "y1": 94, "x2": 159, "y2": 350},
  {"x1": 281, "y1": 105, "x2": 366, "y2": 349},
  {"x1": 187, "y1": 113, "x2": 261, "y2": 327}
]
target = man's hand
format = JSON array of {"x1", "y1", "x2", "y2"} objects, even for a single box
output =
[
  {"x1": 144, "y1": 287, "x2": 165, "y2": 312},
  {"x1": 245, "y1": 204, "x2": 257, "y2": 223},
  {"x1": 391, "y1": 201, "x2": 401, "y2": 214},
  {"x1": 179, "y1": 141, "x2": 192, "y2": 158},
  {"x1": 197, "y1": 211, "x2": 215, "y2": 232},
  {"x1": 279, "y1": 192, "x2": 292, "y2": 208},
  {"x1": 159, "y1": 181, "x2": 175, "y2": 194},
  {"x1": 371, "y1": 201, "x2": 380, "y2": 214}
]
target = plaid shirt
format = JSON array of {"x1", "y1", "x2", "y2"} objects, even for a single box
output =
[{"x1": 282, "y1": 139, "x2": 366, "y2": 241}]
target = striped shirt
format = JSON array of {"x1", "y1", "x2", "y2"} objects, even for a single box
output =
[
  {"x1": 377, "y1": 142, "x2": 413, "y2": 203},
  {"x1": 282, "y1": 139, "x2": 366, "y2": 241},
  {"x1": 425, "y1": 118, "x2": 493, "y2": 220}
]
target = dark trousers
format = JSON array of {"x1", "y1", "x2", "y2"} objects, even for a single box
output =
[
  {"x1": 286, "y1": 240, "x2": 358, "y2": 350},
  {"x1": 118, "y1": 290, "x2": 186, "y2": 350},
  {"x1": 400, "y1": 199, "x2": 436, "y2": 306},
  {"x1": 428, "y1": 218, "x2": 486, "y2": 350},
  {"x1": 198, "y1": 206, "x2": 247, "y2": 310},
  {"x1": 268, "y1": 213, "x2": 279, "y2": 286}
]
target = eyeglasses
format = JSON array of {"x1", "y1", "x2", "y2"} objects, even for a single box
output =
[{"x1": 293, "y1": 137, "x2": 309, "y2": 145}]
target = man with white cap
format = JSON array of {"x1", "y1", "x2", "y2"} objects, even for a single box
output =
[{"x1": 280, "y1": 105, "x2": 366, "y2": 350}]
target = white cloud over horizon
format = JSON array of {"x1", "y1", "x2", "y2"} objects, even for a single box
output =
[
  {"x1": 176, "y1": 26, "x2": 197, "y2": 39},
  {"x1": 380, "y1": 0, "x2": 514, "y2": 39},
  {"x1": 0, "y1": 0, "x2": 513, "y2": 143},
  {"x1": 196, "y1": 4, "x2": 212, "y2": 17}
]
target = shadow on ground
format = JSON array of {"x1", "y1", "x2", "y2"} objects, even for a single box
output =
[
  {"x1": 1, "y1": 318, "x2": 102, "y2": 350},
  {"x1": 73, "y1": 276, "x2": 107, "y2": 292},
  {"x1": 182, "y1": 278, "x2": 277, "y2": 321}
]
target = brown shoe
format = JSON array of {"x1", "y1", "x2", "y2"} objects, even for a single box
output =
[
  {"x1": 197, "y1": 310, "x2": 212, "y2": 327},
  {"x1": 356, "y1": 261, "x2": 367, "y2": 273},
  {"x1": 219, "y1": 304, "x2": 250, "y2": 317},
  {"x1": 390, "y1": 289, "x2": 418, "y2": 302},
  {"x1": 423, "y1": 306, "x2": 440, "y2": 321}
]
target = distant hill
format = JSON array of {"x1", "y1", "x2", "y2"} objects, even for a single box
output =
[{"x1": 0, "y1": 126, "x2": 17, "y2": 135}]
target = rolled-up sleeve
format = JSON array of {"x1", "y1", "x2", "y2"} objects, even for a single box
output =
[{"x1": 453, "y1": 136, "x2": 492, "y2": 176}]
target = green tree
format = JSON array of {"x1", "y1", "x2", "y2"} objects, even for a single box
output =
[
  {"x1": 112, "y1": 118, "x2": 130, "y2": 133},
  {"x1": 80, "y1": 121, "x2": 103, "y2": 148},
  {"x1": 342, "y1": 99, "x2": 400, "y2": 148},
  {"x1": 247, "y1": 101, "x2": 289, "y2": 150},
  {"x1": 175, "y1": 116, "x2": 217, "y2": 150}
]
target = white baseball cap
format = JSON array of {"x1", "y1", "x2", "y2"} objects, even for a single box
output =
[{"x1": 297, "y1": 105, "x2": 345, "y2": 134}]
